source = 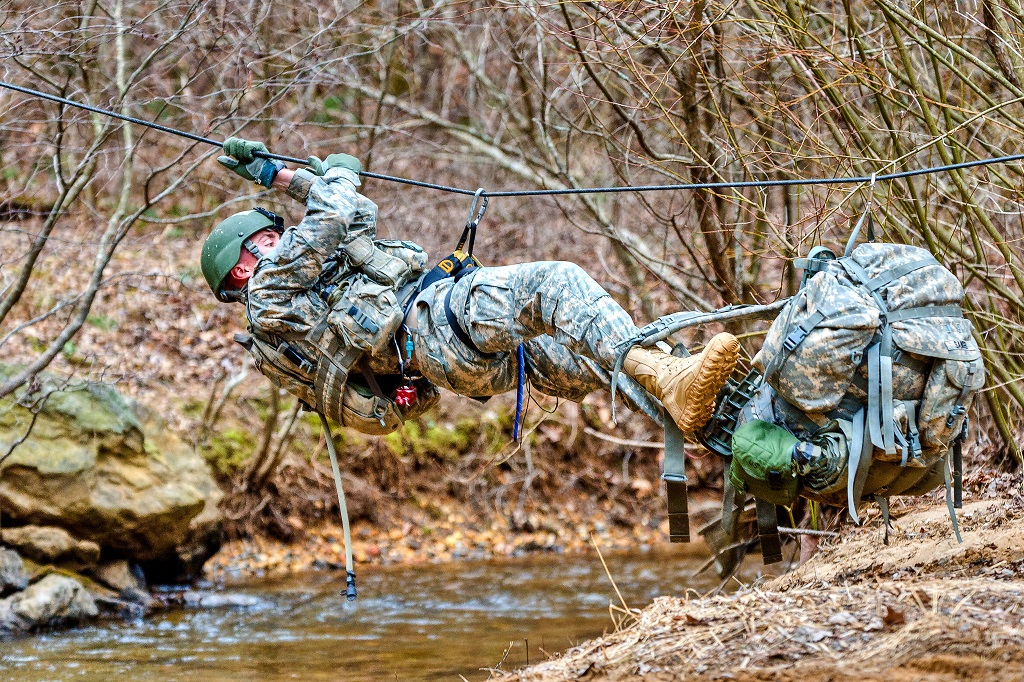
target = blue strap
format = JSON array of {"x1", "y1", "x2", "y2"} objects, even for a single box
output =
[{"x1": 513, "y1": 344, "x2": 526, "y2": 441}]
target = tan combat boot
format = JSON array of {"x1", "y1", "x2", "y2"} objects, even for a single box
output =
[{"x1": 624, "y1": 332, "x2": 740, "y2": 432}]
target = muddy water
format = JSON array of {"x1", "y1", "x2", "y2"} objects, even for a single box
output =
[{"x1": 0, "y1": 548, "x2": 739, "y2": 681}]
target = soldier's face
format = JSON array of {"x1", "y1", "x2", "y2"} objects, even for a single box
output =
[{"x1": 224, "y1": 229, "x2": 280, "y2": 291}]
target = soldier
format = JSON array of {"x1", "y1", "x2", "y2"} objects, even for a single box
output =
[{"x1": 201, "y1": 137, "x2": 739, "y2": 435}]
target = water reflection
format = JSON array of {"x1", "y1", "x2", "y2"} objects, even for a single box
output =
[{"x1": 0, "y1": 547, "x2": 742, "y2": 681}]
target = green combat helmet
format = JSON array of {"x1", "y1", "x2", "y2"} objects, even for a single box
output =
[{"x1": 201, "y1": 208, "x2": 283, "y2": 301}]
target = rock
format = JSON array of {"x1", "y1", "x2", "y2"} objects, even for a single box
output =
[
  {"x1": 1, "y1": 525, "x2": 101, "y2": 570},
  {"x1": 90, "y1": 560, "x2": 152, "y2": 610},
  {"x1": 0, "y1": 573, "x2": 98, "y2": 634},
  {"x1": 0, "y1": 549, "x2": 28, "y2": 594},
  {"x1": 0, "y1": 366, "x2": 223, "y2": 566}
]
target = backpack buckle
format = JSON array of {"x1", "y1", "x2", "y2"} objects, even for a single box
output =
[{"x1": 783, "y1": 326, "x2": 809, "y2": 352}]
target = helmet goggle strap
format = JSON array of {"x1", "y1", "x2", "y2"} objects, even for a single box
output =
[{"x1": 252, "y1": 206, "x2": 285, "y2": 233}]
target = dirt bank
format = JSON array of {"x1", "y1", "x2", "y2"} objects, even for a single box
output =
[{"x1": 507, "y1": 490, "x2": 1024, "y2": 681}]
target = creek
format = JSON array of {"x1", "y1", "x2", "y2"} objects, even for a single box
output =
[{"x1": 0, "y1": 548, "x2": 739, "y2": 681}]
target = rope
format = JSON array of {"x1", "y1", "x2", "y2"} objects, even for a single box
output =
[{"x1": 4, "y1": 78, "x2": 1024, "y2": 199}]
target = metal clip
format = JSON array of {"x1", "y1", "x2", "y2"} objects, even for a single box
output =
[{"x1": 457, "y1": 188, "x2": 488, "y2": 256}]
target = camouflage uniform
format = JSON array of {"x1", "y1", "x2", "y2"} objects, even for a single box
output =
[{"x1": 245, "y1": 166, "x2": 640, "y2": 404}]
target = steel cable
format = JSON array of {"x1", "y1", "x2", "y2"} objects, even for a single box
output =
[{"x1": 4, "y1": 79, "x2": 1024, "y2": 199}]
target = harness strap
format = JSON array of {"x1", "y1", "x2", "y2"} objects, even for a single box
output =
[
  {"x1": 755, "y1": 499, "x2": 783, "y2": 564},
  {"x1": 663, "y1": 408, "x2": 690, "y2": 543},
  {"x1": 443, "y1": 282, "x2": 495, "y2": 357}
]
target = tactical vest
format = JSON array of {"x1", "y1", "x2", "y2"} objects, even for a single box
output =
[
  {"x1": 238, "y1": 235, "x2": 440, "y2": 434},
  {"x1": 701, "y1": 241, "x2": 984, "y2": 564}
]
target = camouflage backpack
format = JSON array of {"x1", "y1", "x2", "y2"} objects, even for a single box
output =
[{"x1": 704, "y1": 237, "x2": 984, "y2": 565}]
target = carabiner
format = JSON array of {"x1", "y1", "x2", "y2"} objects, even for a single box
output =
[{"x1": 457, "y1": 188, "x2": 488, "y2": 255}]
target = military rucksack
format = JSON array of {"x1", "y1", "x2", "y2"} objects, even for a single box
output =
[{"x1": 703, "y1": 236, "x2": 985, "y2": 566}]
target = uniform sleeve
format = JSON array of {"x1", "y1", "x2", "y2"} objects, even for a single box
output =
[{"x1": 246, "y1": 167, "x2": 379, "y2": 337}]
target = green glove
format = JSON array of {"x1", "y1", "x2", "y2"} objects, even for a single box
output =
[
  {"x1": 729, "y1": 419, "x2": 801, "y2": 506},
  {"x1": 306, "y1": 153, "x2": 362, "y2": 176},
  {"x1": 218, "y1": 137, "x2": 283, "y2": 187}
]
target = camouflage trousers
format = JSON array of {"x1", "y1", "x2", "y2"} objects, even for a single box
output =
[{"x1": 411, "y1": 261, "x2": 639, "y2": 400}]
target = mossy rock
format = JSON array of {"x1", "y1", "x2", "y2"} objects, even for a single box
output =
[{"x1": 0, "y1": 364, "x2": 222, "y2": 565}]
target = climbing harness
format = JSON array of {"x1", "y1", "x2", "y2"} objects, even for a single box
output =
[{"x1": 415, "y1": 189, "x2": 530, "y2": 440}]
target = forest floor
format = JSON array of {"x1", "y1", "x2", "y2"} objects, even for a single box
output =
[{"x1": 504, "y1": 479, "x2": 1024, "y2": 682}]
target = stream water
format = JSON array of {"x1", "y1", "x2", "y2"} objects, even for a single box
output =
[{"x1": 0, "y1": 548, "x2": 737, "y2": 681}]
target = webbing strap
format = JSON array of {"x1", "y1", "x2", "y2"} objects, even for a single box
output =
[
  {"x1": 953, "y1": 434, "x2": 964, "y2": 509},
  {"x1": 874, "y1": 495, "x2": 892, "y2": 545},
  {"x1": 886, "y1": 305, "x2": 963, "y2": 322},
  {"x1": 318, "y1": 412, "x2": 357, "y2": 601},
  {"x1": 903, "y1": 400, "x2": 921, "y2": 465},
  {"x1": 943, "y1": 456, "x2": 964, "y2": 543},
  {"x1": 755, "y1": 499, "x2": 783, "y2": 564},
  {"x1": 443, "y1": 282, "x2": 496, "y2": 357},
  {"x1": 663, "y1": 411, "x2": 690, "y2": 543},
  {"x1": 864, "y1": 257, "x2": 939, "y2": 291},
  {"x1": 761, "y1": 309, "x2": 827, "y2": 382},
  {"x1": 866, "y1": 343, "x2": 883, "y2": 450},
  {"x1": 880, "y1": 326, "x2": 896, "y2": 454},
  {"x1": 847, "y1": 408, "x2": 873, "y2": 523},
  {"x1": 308, "y1": 322, "x2": 361, "y2": 424},
  {"x1": 720, "y1": 473, "x2": 743, "y2": 538}
]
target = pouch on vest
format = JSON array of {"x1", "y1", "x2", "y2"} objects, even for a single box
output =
[
  {"x1": 729, "y1": 420, "x2": 801, "y2": 506},
  {"x1": 326, "y1": 277, "x2": 404, "y2": 357}
]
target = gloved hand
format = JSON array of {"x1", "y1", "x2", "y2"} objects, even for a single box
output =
[
  {"x1": 306, "y1": 153, "x2": 362, "y2": 176},
  {"x1": 728, "y1": 419, "x2": 801, "y2": 506},
  {"x1": 218, "y1": 137, "x2": 283, "y2": 187}
]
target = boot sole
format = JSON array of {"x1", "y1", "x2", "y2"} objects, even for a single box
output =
[{"x1": 678, "y1": 333, "x2": 740, "y2": 433}]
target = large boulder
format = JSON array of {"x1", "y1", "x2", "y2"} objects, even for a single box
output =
[
  {"x1": 0, "y1": 573, "x2": 97, "y2": 634},
  {"x1": 0, "y1": 367, "x2": 223, "y2": 566}
]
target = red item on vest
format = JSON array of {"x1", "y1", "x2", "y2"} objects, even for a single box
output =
[{"x1": 394, "y1": 385, "x2": 417, "y2": 407}]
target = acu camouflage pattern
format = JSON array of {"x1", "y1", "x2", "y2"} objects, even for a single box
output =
[
  {"x1": 241, "y1": 166, "x2": 437, "y2": 429},
  {"x1": 749, "y1": 241, "x2": 985, "y2": 505},
  {"x1": 241, "y1": 167, "x2": 644, "y2": 431},
  {"x1": 411, "y1": 261, "x2": 640, "y2": 399}
]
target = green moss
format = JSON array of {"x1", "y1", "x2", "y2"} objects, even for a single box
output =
[
  {"x1": 181, "y1": 399, "x2": 206, "y2": 417},
  {"x1": 383, "y1": 416, "x2": 480, "y2": 463},
  {"x1": 202, "y1": 427, "x2": 255, "y2": 475}
]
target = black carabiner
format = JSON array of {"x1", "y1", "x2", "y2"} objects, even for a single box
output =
[{"x1": 457, "y1": 188, "x2": 488, "y2": 255}]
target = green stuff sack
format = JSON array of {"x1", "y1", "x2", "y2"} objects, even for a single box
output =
[{"x1": 729, "y1": 419, "x2": 801, "y2": 506}]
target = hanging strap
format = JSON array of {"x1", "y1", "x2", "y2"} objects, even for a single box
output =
[
  {"x1": 755, "y1": 499, "x2": 783, "y2": 564},
  {"x1": 318, "y1": 412, "x2": 357, "y2": 601},
  {"x1": 847, "y1": 407, "x2": 874, "y2": 523},
  {"x1": 953, "y1": 415, "x2": 968, "y2": 509},
  {"x1": 943, "y1": 455, "x2": 964, "y2": 544},
  {"x1": 902, "y1": 400, "x2": 921, "y2": 466},
  {"x1": 662, "y1": 409, "x2": 690, "y2": 543},
  {"x1": 874, "y1": 495, "x2": 892, "y2": 545}
]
